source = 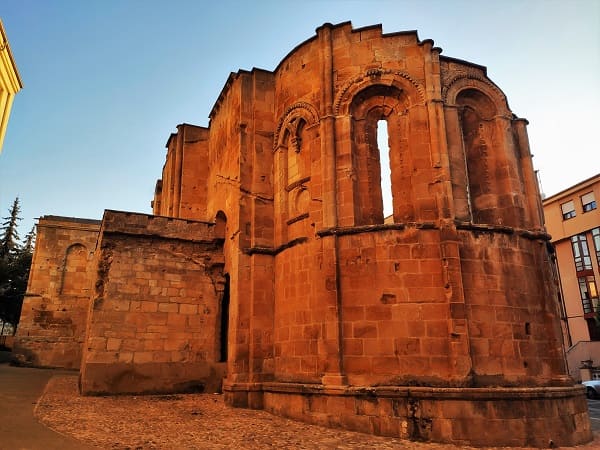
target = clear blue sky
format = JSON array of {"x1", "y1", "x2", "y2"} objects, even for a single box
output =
[{"x1": 1, "y1": 0, "x2": 599, "y2": 236}]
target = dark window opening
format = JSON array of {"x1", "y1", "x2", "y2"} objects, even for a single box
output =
[
  {"x1": 586, "y1": 318, "x2": 600, "y2": 341},
  {"x1": 219, "y1": 274, "x2": 230, "y2": 362}
]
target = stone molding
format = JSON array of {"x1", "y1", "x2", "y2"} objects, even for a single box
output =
[
  {"x1": 273, "y1": 101, "x2": 320, "y2": 150},
  {"x1": 334, "y1": 68, "x2": 426, "y2": 116}
]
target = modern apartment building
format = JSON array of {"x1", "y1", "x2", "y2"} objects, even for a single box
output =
[{"x1": 543, "y1": 174, "x2": 600, "y2": 380}]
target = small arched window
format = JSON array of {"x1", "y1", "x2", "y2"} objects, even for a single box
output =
[
  {"x1": 215, "y1": 211, "x2": 227, "y2": 240},
  {"x1": 61, "y1": 244, "x2": 89, "y2": 295}
]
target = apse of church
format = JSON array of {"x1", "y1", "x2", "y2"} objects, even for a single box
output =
[{"x1": 15, "y1": 22, "x2": 591, "y2": 447}]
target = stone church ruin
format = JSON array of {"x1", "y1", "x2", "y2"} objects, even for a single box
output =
[{"x1": 14, "y1": 22, "x2": 591, "y2": 446}]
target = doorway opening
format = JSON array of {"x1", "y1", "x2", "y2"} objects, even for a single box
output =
[{"x1": 219, "y1": 274, "x2": 230, "y2": 362}]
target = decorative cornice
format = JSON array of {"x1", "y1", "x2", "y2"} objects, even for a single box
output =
[
  {"x1": 317, "y1": 222, "x2": 435, "y2": 237},
  {"x1": 314, "y1": 220, "x2": 551, "y2": 241},
  {"x1": 244, "y1": 236, "x2": 309, "y2": 256},
  {"x1": 454, "y1": 220, "x2": 551, "y2": 241}
]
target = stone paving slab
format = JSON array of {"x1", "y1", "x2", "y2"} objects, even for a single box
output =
[{"x1": 34, "y1": 372, "x2": 600, "y2": 450}]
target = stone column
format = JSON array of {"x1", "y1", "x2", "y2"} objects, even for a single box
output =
[
  {"x1": 513, "y1": 118, "x2": 543, "y2": 230},
  {"x1": 317, "y1": 23, "x2": 346, "y2": 386}
]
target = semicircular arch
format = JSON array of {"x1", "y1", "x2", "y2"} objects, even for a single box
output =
[
  {"x1": 274, "y1": 101, "x2": 320, "y2": 150},
  {"x1": 335, "y1": 69, "x2": 425, "y2": 116},
  {"x1": 444, "y1": 75, "x2": 510, "y2": 117}
]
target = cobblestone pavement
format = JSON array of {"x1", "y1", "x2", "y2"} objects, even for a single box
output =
[{"x1": 35, "y1": 375, "x2": 600, "y2": 450}]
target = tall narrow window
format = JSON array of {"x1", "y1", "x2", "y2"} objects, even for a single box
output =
[
  {"x1": 456, "y1": 88, "x2": 499, "y2": 224},
  {"x1": 592, "y1": 228, "x2": 600, "y2": 266},
  {"x1": 219, "y1": 274, "x2": 230, "y2": 362},
  {"x1": 350, "y1": 84, "x2": 410, "y2": 225},
  {"x1": 579, "y1": 275, "x2": 599, "y2": 315},
  {"x1": 377, "y1": 119, "x2": 393, "y2": 220},
  {"x1": 571, "y1": 234, "x2": 592, "y2": 272}
]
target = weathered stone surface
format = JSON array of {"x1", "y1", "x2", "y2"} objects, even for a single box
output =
[
  {"x1": 17, "y1": 21, "x2": 591, "y2": 447},
  {"x1": 14, "y1": 216, "x2": 101, "y2": 369},
  {"x1": 79, "y1": 211, "x2": 226, "y2": 394}
]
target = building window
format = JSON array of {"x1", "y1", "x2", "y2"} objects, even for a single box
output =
[
  {"x1": 581, "y1": 192, "x2": 597, "y2": 213},
  {"x1": 592, "y1": 227, "x2": 600, "y2": 266},
  {"x1": 377, "y1": 119, "x2": 393, "y2": 219},
  {"x1": 586, "y1": 318, "x2": 600, "y2": 341},
  {"x1": 579, "y1": 275, "x2": 599, "y2": 315},
  {"x1": 561, "y1": 200, "x2": 576, "y2": 220},
  {"x1": 571, "y1": 234, "x2": 593, "y2": 272}
]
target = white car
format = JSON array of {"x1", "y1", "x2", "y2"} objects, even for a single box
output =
[{"x1": 582, "y1": 380, "x2": 600, "y2": 399}]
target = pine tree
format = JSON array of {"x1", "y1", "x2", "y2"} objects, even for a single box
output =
[
  {"x1": 0, "y1": 197, "x2": 22, "y2": 259},
  {"x1": 0, "y1": 198, "x2": 33, "y2": 335},
  {"x1": 22, "y1": 226, "x2": 36, "y2": 254}
]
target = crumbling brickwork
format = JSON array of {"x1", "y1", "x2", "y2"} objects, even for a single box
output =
[
  {"x1": 17, "y1": 22, "x2": 591, "y2": 447},
  {"x1": 14, "y1": 216, "x2": 100, "y2": 368},
  {"x1": 79, "y1": 211, "x2": 226, "y2": 394}
]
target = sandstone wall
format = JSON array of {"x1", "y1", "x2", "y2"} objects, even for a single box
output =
[
  {"x1": 14, "y1": 216, "x2": 100, "y2": 369},
  {"x1": 152, "y1": 124, "x2": 209, "y2": 220},
  {"x1": 21, "y1": 20, "x2": 590, "y2": 447},
  {"x1": 79, "y1": 211, "x2": 226, "y2": 394},
  {"x1": 222, "y1": 22, "x2": 589, "y2": 446}
]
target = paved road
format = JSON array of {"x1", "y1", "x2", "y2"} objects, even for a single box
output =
[
  {"x1": 0, "y1": 363, "x2": 95, "y2": 450},
  {"x1": 588, "y1": 398, "x2": 600, "y2": 432},
  {"x1": 1, "y1": 361, "x2": 599, "y2": 449}
]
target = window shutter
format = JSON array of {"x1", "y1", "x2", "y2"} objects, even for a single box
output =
[
  {"x1": 581, "y1": 192, "x2": 595, "y2": 205},
  {"x1": 561, "y1": 200, "x2": 575, "y2": 214}
]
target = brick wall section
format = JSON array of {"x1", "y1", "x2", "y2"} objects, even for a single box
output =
[
  {"x1": 14, "y1": 216, "x2": 100, "y2": 369},
  {"x1": 79, "y1": 211, "x2": 226, "y2": 394}
]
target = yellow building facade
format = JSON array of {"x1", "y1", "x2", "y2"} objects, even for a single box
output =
[
  {"x1": 543, "y1": 174, "x2": 600, "y2": 381},
  {"x1": 0, "y1": 19, "x2": 22, "y2": 153}
]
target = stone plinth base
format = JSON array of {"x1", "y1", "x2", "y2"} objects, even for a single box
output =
[
  {"x1": 12, "y1": 336, "x2": 83, "y2": 370},
  {"x1": 223, "y1": 381, "x2": 592, "y2": 447},
  {"x1": 81, "y1": 361, "x2": 226, "y2": 395}
]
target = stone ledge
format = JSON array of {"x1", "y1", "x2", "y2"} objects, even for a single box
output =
[
  {"x1": 260, "y1": 381, "x2": 586, "y2": 399},
  {"x1": 223, "y1": 381, "x2": 592, "y2": 447}
]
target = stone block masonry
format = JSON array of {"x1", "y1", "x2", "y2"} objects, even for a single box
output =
[
  {"x1": 14, "y1": 216, "x2": 101, "y2": 369},
  {"x1": 17, "y1": 21, "x2": 592, "y2": 447},
  {"x1": 79, "y1": 211, "x2": 226, "y2": 394}
]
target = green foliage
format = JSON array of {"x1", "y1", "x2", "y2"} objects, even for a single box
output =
[
  {"x1": 0, "y1": 198, "x2": 34, "y2": 334},
  {"x1": 0, "y1": 197, "x2": 22, "y2": 258}
]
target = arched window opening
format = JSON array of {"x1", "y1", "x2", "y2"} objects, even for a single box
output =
[
  {"x1": 456, "y1": 88, "x2": 498, "y2": 224},
  {"x1": 349, "y1": 84, "x2": 411, "y2": 226},
  {"x1": 215, "y1": 211, "x2": 227, "y2": 240},
  {"x1": 377, "y1": 119, "x2": 393, "y2": 221},
  {"x1": 287, "y1": 118, "x2": 308, "y2": 184},
  {"x1": 61, "y1": 243, "x2": 88, "y2": 295}
]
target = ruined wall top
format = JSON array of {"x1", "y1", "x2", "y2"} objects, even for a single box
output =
[
  {"x1": 38, "y1": 215, "x2": 101, "y2": 231},
  {"x1": 100, "y1": 210, "x2": 219, "y2": 243}
]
